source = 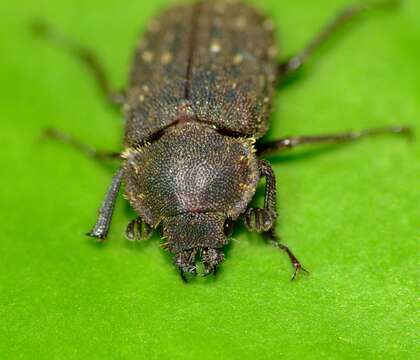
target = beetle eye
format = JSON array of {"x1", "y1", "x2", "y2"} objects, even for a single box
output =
[{"x1": 223, "y1": 219, "x2": 235, "y2": 236}]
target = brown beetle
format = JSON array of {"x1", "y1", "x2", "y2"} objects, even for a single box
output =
[{"x1": 36, "y1": 0, "x2": 409, "y2": 280}]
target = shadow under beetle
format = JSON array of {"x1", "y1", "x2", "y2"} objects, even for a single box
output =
[{"x1": 35, "y1": 0, "x2": 410, "y2": 281}]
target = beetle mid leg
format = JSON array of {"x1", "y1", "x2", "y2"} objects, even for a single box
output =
[
  {"x1": 257, "y1": 125, "x2": 411, "y2": 156},
  {"x1": 278, "y1": 1, "x2": 399, "y2": 79},
  {"x1": 41, "y1": 128, "x2": 121, "y2": 161},
  {"x1": 264, "y1": 229, "x2": 308, "y2": 281},
  {"x1": 244, "y1": 160, "x2": 277, "y2": 233},
  {"x1": 30, "y1": 20, "x2": 125, "y2": 106}
]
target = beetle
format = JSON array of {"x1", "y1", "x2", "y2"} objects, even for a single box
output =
[{"x1": 34, "y1": 0, "x2": 409, "y2": 280}]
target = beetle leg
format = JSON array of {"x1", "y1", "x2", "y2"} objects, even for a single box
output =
[
  {"x1": 87, "y1": 168, "x2": 124, "y2": 241},
  {"x1": 278, "y1": 1, "x2": 398, "y2": 79},
  {"x1": 42, "y1": 128, "x2": 121, "y2": 161},
  {"x1": 257, "y1": 125, "x2": 411, "y2": 156},
  {"x1": 125, "y1": 217, "x2": 152, "y2": 241},
  {"x1": 30, "y1": 19, "x2": 125, "y2": 106},
  {"x1": 244, "y1": 160, "x2": 277, "y2": 233},
  {"x1": 264, "y1": 229, "x2": 309, "y2": 281}
]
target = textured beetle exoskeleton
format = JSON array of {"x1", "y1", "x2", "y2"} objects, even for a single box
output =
[
  {"x1": 120, "y1": 0, "x2": 280, "y2": 276},
  {"x1": 42, "y1": 0, "x2": 407, "y2": 279}
]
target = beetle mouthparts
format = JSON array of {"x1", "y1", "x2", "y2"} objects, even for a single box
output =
[
  {"x1": 202, "y1": 248, "x2": 225, "y2": 276},
  {"x1": 174, "y1": 247, "x2": 225, "y2": 279}
]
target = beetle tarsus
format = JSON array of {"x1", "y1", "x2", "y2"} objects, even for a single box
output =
[
  {"x1": 264, "y1": 229, "x2": 309, "y2": 280},
  {"x1": 244, "y1": 208, "x2": 276, "y2": 233},
  {"x1": 125, "y1": 217, "x2": 152, "y2": 241}
]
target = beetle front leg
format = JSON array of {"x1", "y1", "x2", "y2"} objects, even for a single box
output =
[
  {"x1": 125, "y1": 217, "x2": 152, "y2": 242},
  {"x1": 257, "y1": 125, "x2": 411, "y2": 156},
  {"x1": 264, "y1": 229, "x2": 309, "y2": 281},
  {"x1": 244, "y1": 160, "x2": 277, "y2": 233},
  {"x1": 278, "y1": 1, "x2": 398, "y2": 80},
  {"x1": 88, "y1": 168, "x2": 124, "y2": 240}
]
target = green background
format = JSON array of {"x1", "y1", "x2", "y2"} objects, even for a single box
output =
[{"x1": 0, "y1": 0, "x2": 418, "y2": 358}]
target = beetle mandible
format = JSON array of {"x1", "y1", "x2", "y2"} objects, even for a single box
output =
[{"x1": 35, "y1": 0, "x2": 410, "y2": 280}]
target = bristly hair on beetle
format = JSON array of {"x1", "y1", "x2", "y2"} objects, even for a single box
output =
[{"x1": 35, "y1": 0, "x2": 411, "y2": 281}]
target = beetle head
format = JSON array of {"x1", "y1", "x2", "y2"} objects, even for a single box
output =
[{"x1": 162, "y1": 212, "x2": 229, "y2": 276}]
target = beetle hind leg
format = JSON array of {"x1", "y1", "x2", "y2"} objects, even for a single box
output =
[
  {"x1": 278, "y1": 1, "x2": 399, "y2": 80},
  {"x1": 29, "y1": 19, "x2": 125, "y2": 106}
]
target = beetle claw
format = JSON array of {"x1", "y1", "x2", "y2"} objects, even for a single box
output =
[{"x1": 291, "y1": 264, "x2": 309, "y2": 281}]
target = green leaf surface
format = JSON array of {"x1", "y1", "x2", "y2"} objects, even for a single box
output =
[{"x1": 1, "y1": 0, "x2": 419, "y2": 359}]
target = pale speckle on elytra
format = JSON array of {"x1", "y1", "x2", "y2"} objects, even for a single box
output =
[
  {"x1": 142, "y1": 51, "x2": 154, "y2": 63},
  {"x1": 263, "y1": 19, "x2": 275, "y2": 31},
  {"x1": 234, "y1": 16, "x2": 247, "y2": 29},
  {"x1": 210, "y1": 41, "x2": 222, "y2": 53},
  {"x1": 161, "y1": 51, "x2": 173, "y2": 64},
  {"x1": 233, "y1": 53, "x2": 244, "y2": 65}
]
